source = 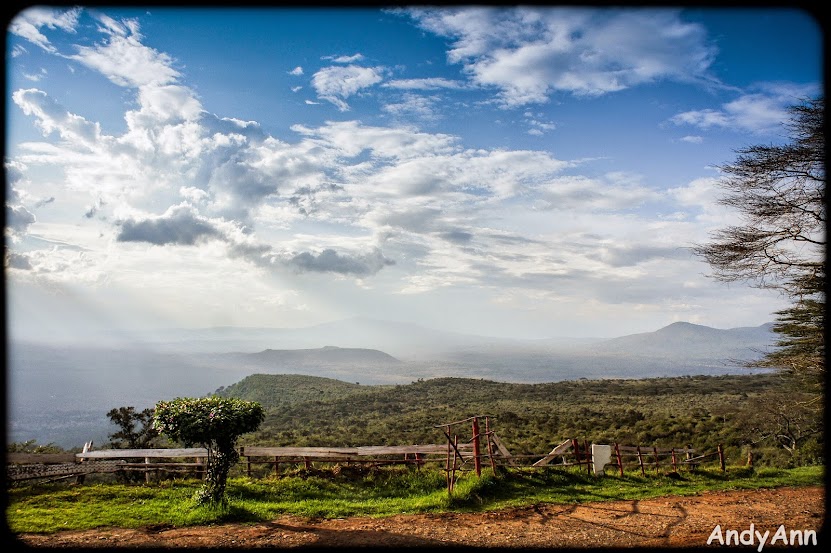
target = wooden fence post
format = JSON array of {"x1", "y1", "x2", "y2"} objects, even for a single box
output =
[
  {"x1": 671, "y1": 449, "x2": 678, "y2": 473},
  {"x1": 717, "y1": 444, "x2": 725, "y2": 472},
  {"x1": 275, "y1": 456, "x2": 280, "y2": 477},
  {"x1": 584, "y1": 440, "x2": 591, "y2": 476},
  {"x1": 746, "y1": 449, "x2": 753, "y2": 467},
  {"x1": 445, "y1": 425, "x2": 452, "y2": 494},
  {"x1": 472, "y1": 417, "x2": 482, "y2": 477},
  {"x1": 614, "y1": 443, "x2": 623, "y2": 476},
  {"x1": 76, "y1": 440, "x2": 92, "y2": 484},
  {"x1": 652, "y1": 447, "x2": 660, "y2": 475},
  {"x1": 636, "y1": 446, "x2": 645, "y2": 476}
]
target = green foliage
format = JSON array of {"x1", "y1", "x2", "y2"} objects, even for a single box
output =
[
  {"x1": 153, "y1": 397, "x2": 265, "y2": 448},
  {"x1": 6, "y1": 465, "x2": 823, "y2": 534},
  {"x1": 106, "y1": 406, "x2": 163, "y2": 449},
  {"x1": 753, "y1": 270, "x2": 825, "y2": 395},
  {"x1": 217, "y1": 373, "x2": 813, "y2": 467},
  {"x1": 153, "y1": 396, "x2": 265, "y2": 505}
]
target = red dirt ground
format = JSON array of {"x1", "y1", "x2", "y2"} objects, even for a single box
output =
[{"x1": 12, "y1": 486, "x2": 825, "y2": 549}]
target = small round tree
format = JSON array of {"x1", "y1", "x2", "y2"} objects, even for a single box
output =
[{"x1": 153, "y1": 396, "x2": 265, "y2": 505}]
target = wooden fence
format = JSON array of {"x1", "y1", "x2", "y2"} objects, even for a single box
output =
[
  {"x1": 6, "y1": 446, "x2": 209, "y2": 483},
  {"x1": 6, "y1": 429, "x2": 729, "y2": 487}
]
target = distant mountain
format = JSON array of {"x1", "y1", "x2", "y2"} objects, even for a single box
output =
[
  {"x1": 222, "y1": 346, "x2": 401, "y2": 368},
  {"x1": 138, "y1": 317, "x2": 503, "y2": 358},
  {"x1": 584, "y1": 321, "x2": 777, "y2": 360}
]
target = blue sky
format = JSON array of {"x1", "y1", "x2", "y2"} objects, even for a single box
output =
[{"x1": 4, "y1": 6, "x2": 824, "y2": 343}]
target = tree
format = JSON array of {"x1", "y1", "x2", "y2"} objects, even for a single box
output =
[
  {"x1": 107, "y1": 406, "x2": 162, "y2": 449},
  {"x1": 153, "y1": 396, "x2": 265, "y2": 506},
  {"x1": 693, "y1": 96, "x2": 825, "y2": 391}
]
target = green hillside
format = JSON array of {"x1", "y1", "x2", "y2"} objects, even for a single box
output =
[
  {"x1": 214, "y1": 373, "x2": 374, "y2": 406},
  {"x1": 214, "y1": 372, "x2": 820, "y2": 468}
]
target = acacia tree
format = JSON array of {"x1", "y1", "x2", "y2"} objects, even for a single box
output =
[
  {"x1": 693, "y1": 96, "x2": 825, "y2": 392},
  {"x1": 153, "y1": 396, "x2": 265, "y2": 505},
  {"x1": 107, "y1": 406, "x2": 162, "y2": 449}
]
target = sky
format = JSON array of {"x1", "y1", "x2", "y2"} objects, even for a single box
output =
[{"x1": 3, "y1": 5, "x2": 824, "y2": 343}]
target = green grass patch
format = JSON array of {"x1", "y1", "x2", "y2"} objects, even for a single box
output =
[{"x1": 6, "y1": 464, "x2": 823, "y2": 534}]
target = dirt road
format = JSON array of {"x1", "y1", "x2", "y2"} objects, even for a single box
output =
[{"x1": 13, "y1": 486, "x2": 825, "y2": 549}]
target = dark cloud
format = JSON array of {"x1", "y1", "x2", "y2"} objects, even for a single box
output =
[
  {"x1": 289, "y1": 183, "x2": 344, "y2": 215},
  {"x1": 84, "y1": 197, "x2": 104, "y2": 219},
  {"x1": 6, "y1": 204, "x2": 36, "y2": 233},
  {"x1": 116, "y1": 205, "x2": 221, "y2": 246},
  {"x1": 486, "y1": 233, "x2": 542, "y2": 245},
  {"x1": 440, "y1": 230, "x2": 473, "y2": 244},
  {"x1": 4, "y1": 250, "x2": 32, "y2": 270},
  {"x1": 288, "y1": 247, "x2": 395, "y2": 276},
  {"x1": 380, "y1": 207, "x2": 442, "y2": 233},
  {"x1": 591, "y1": 245, "x2": 692, "y2": 267},
  {"x1": 34, "y1": 196, "x2": 55, "y2": 208}
]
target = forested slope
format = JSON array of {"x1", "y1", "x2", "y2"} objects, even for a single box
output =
[{"x1": 215, "y1": 372, "x2": 814, "y2": 466}]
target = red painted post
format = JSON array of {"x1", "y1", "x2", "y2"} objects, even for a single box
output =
[
  {"x1": 572, "y1": 438, "x2": 581, "y2": 467},
  {"x1": 472, "y1": 417, "x2": 482, "y2": 477},
  {"x1": 485, "y1": 417, "x2": 496, "y2": 472}
]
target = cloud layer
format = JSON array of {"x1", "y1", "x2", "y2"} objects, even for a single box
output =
[{"x1": 6, "y1": 6, "x2": 815, "y2": 335}]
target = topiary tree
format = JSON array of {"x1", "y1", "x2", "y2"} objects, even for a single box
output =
[{"x1": 153, "y1": 396, "x2": 265, "y2": 505}]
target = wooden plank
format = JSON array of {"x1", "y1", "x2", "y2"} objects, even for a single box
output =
[
  {"x1": 76, "y1": 448, "x2": 208, "y2": 459},
  {"x1": 531, "y1": 439, "x2": 572, "y2": 467},
  {"x1": 356, "y1": 444, "x2": 472, "y2": 455},
  {"x1": 7, "y1": 453, "x2": 77, "y2": 464},
  {"x1": 616, "y1": 445, "x2": 695, "y2": 454},
  {"x1": 489, "y1": 433, "x2": 516, "y2": 466},
  {"x1": 241, "y1": 446, "x2": 357, "y2": 457},
  {"x1": 241, "y1": 445, "x2": 471, "y2": 458}
]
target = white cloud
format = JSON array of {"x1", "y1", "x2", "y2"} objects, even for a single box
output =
[
  {"x1": 289, "y1": 66, "x2": 304, "y2": 75},
  {"x1": 383, "y1": 77, "x2": 464, "y2": 90},
  {"x1": 382, "y1": 93, "x2": 440, "y2": 121},
  {"x1": 22, "y1": 68, "x2": 48, "y2": 82},
  {"x1": 67, "y1": 16, "x2": 180, "y2": 88},
  {"x1": 311, "y1": 65, "x2": 384, "y2": 111},
  {"x1": 13, "y1": 88, "x2": 102, "y2": 145},
  {"x1": 404, "y1": 7, "x2": 717, "y2": 106},
  {"x1": 9, "y1": 6, "x2": 81, "y2": 53},
  {"x1": 324, "y1": 53, "x2": 365, "y2": 63},
  {"x1": 669, "y1": 84, "x2": 819, "y2": 134}
]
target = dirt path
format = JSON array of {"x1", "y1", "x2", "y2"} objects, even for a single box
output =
[{"x1": 13, "y1": 486, "x2": 825, "y2": 549}]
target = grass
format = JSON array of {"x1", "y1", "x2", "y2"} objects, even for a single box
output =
[{"x1": 5, "y1": 464, "x2": 823, "y2": 534}]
